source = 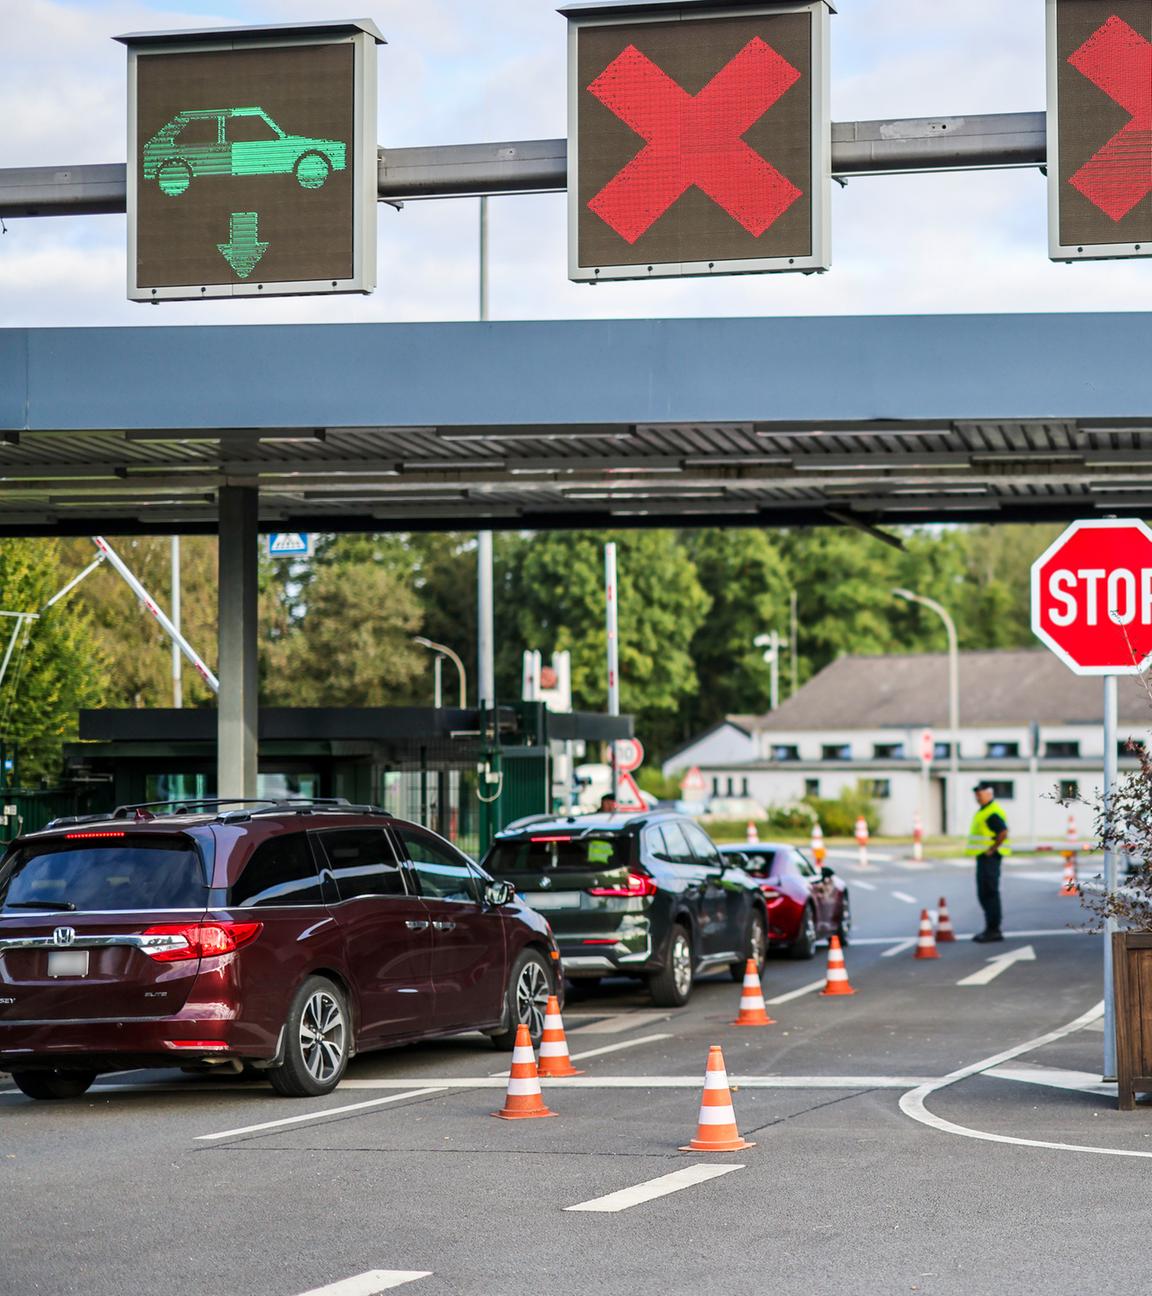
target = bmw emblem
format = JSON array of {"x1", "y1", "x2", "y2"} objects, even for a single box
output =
[{"x1": 539, "y1": 876, "x2": 553, "y2": 890}]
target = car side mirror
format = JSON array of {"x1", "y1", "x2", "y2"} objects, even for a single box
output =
[
  {"x1": 820, "y1": 866, "x2": 835, "y2": 882},
  {"x1": 485, "y1": 880, "x2": 515, "y2": 907}
]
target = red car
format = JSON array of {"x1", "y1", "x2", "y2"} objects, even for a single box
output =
[
  {"x1": 718, "y1": 842, "x2": 850, "y2": 958},
  {"x1": 0, "y1": 799, "x2": 560, "y2": 1101}
]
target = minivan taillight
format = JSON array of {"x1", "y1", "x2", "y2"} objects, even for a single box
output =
[
  {"x1": 587, "y1": 872, "x2": 658, "y2": 898},
  {"x1": 140, "y1": 922, "x2": 263, "y2": 962}
]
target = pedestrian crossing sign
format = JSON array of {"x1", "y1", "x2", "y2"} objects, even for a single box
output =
[{"x1": 267, "y1": 533, "x2": 312, "y2": 557}]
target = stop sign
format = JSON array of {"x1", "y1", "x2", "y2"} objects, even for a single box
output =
[{"x1": 1031, "y1": 520, "x2": 1152, "y2": 674}]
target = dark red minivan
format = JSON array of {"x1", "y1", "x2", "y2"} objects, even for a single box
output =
[{"x1": 0, "y1": 799, "x2": 560, "y2": 1100}]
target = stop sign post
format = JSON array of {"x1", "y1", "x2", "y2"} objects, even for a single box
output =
[{"x1": 1030, "y1": 518, "x2": 1150, "y2": 1078}]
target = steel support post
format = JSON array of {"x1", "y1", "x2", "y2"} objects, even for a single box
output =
[
  {"x1": 605, "y1": 541, "x2": 620, "y2": 803},
  {"x1": 217, "y1": 486, "x2": 258, "y2": 799},
  {"x1": 1103, "y1": 674, "x2": 1118, "y2": 1080}
]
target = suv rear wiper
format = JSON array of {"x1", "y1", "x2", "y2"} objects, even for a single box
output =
[{"x1": 4, "y1": 900, "x2": 77, "y2": 912}]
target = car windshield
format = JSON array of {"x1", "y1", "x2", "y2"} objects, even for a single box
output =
[
  {"x1": 488, "y1": 831, "x2": 630, "y2": 873},
  {"x1": 733, "y1": 849, "x2": 783, "y2": 878},
  {"x1": 0, "y1": 835, "x2": 209, "y2": 913}
]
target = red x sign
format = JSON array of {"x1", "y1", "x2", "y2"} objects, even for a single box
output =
[
  {"x1": 587, "y1": 38, "x2": 803, "y2": 244},
  {"x1": 1068, "y1": 15, "x2": 1152, "y2": 221}
]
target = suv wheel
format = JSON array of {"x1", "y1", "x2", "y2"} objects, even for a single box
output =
[
  {"x1": 648, "y1": 924, "x2": 694, "y2": 1007},
  {"x1": 488, "y1": 949, "x2": 553, "y2": 1050},
  {"x1": 268, "y1": 976, "x2": 350, "y2": 1098},
  {"x1": 730, "y1": 910, "x2": 768, "y2": 981},
  {"x1": 10, "y1": 1069, "x2": 98, "y2": 1101},
  {"x1": 788, "y1": 905, "x2": 818, "y2": 960}
]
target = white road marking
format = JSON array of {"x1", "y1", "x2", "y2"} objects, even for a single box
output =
[
  {"x1": 898, "y1": 1002, "x2": 1152, "y2": 1159},
  {"x1": 765, "y1": 978, "x2": 825, "y2": 1005},
  {"x1": 881, "y1": 939, "x2": 917, "y2": 958},
  {"x1": 850, "y1": 878, "x2": 878, "y2": 891},
  {"x1": 569, "y1": 1010, "x2": 671, "y2": 1035},
  {"x1": 851, "y1": 928, "x2": 1084, "y2": 946},
  {"x1": 956, "y1": 945, "x2": 1036, "y2": 987},
  {"x1": 489, "y1": 1032, "x2": 673, "y2": 1075},
  {"x1": 984, "y1": 1063, "x2": 1115, "y2": 1097},
  {"x1": 297, "y1": 1272, "x2": 431, "y2": 1295},
  {"x1": 313, "y1": 1075, "x2": 932, "y2": 1090},
  {"x1": 891, "y1": 891, "x2": 919, "y2": 905},
  {"x1": 197, "y1": 1087, "x2": 446, "y2": 1141},
  {"x1": 565, "y1": 1163, "x2": 744, "y2": 1213},
  {"x1": 569, "y1": 1033, "x2": 672, "y2": 1062}
]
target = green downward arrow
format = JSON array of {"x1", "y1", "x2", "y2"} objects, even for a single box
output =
[{"x1": 217, "y1": 211, "x2": 268, "y2": 279}]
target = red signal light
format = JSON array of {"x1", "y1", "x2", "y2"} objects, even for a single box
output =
[
  {"x1": 64, "y1": 831, "x2": 126, "y2": 840},
  {"x1": 586, "y1": 871, "x2": 658, "y2": 898},
  {"x1": 141, "y1": 922, "x2": 263, "y2": 962}
]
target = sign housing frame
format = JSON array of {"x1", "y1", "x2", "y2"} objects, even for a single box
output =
[
  {"x1": 562, "y1": 0, "x2": 833, "y2": 283},
  {"x1": 118, "y1": 19, "x2": 382, "y2": 302},
  {"x1": 1045, "y1": 0, "x2": 1152, "y2": 263}
]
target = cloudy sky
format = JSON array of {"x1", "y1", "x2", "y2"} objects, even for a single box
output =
[{"x1": 1, "y1": 0, "x2": 1150, "y2": 328}]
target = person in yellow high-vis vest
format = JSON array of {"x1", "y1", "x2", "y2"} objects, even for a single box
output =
[{"x1": 966, "y1": 782, "x2": 1010, "y2": 943}]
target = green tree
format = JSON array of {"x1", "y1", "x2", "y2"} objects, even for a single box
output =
[
  {"x1": 682, "y1": 528, "x2": 794, "y2": 731},
  {"x1": 0, "y1": 540, "x2": 107, "y2": 784},
  {"x1": 506, "y1": 530, "x2": 711, "y2": 728}
]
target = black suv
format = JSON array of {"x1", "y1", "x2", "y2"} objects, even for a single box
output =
[{"x1": 483, "y1": 811, "x2": 768, "y2": 1007}]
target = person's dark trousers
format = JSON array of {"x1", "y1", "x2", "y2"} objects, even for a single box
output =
[{"x1": 976, "y1": 853, "x2": 1002, "y2": 932}]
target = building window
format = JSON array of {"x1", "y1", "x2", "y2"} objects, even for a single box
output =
[
  {"x1": 873, "y1": 743, "x2": 905, "y2": 759},
  {"x1": 771, "y1": 745, "x2": 799, "y2": 762},
  {"x1": 804, "y1": 778, "x2": 820, "y2": 797},
  {"x1": 1045, "y1": 741, "x2": 1080, "y2": 759},
  {"x1": 711, "y1": 777, "x2": 720, "y2": 796},
  {"x1": 934, "y1": 742, "x2": 952, "y2": 760},
  {"x1": 985, "y1": 781, "x2": 1015, "y2": 801},
  {"x1": 822, "y1": 744, "x2": 852, "y2": 761},
  {"x1": 741, "y1": 777, "x2": 749, "y2": 797},
  {"x1": 1059, "y1": 780, "x2": 1080, "y2": 801},
  {"x1": 986, "y1": 742, "x2": 1020, "y2": 759},
  {"x1": 725, "y1": 776, "x2": 734, "y2": 795},
  {"x1": 869, "y1": 779, "x2": 892, "y2": 799},
  {"x1": 1121, "y1": 740, "x2": 1146, "y2": 759}
]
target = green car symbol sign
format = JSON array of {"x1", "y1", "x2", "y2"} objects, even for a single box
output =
[{"x1": 143, "y1": 106, "x2": 347, "y2": 197}]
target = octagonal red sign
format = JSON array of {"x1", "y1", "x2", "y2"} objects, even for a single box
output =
[{"x1": 1031, "y1": 519, "x2": 1152, "y2": 675}]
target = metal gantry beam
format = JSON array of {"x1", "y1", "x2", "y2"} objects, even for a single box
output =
[{"x1": 0, "y1": 113, "x2": 1047, "y2": 217}]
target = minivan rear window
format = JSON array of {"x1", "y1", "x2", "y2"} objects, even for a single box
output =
[
  {"x1": 0, "y1": 835, "x2": 208, "y2": 913},
  {"x1": 488, "y1": 833, "x2": 631, "y2": 874}
]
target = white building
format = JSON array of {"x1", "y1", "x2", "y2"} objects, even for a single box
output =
[{"x1": 663, "y1": 651, "x2": 1152, "y2": 841}]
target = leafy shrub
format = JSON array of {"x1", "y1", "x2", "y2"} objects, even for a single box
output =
[{"x1": 804, "y1": 783, "x2": 879, "y2": 837}]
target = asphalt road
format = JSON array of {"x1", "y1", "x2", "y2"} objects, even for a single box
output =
[{"x1": 1, "y1": 852, "x2": 1142, "y2": 1296}]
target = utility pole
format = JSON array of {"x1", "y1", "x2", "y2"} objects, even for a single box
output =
[
  {"x1": 171, "y1": 535, "x2": 183, "y2": 708},
  {"x1": 477, "y1": 195, "x2": 495, "y2": 726},
  {"x1": 790, "y1": 589, "x2": 799, "y2": 697},
  {"x1": 605, "y1": 542, "x2": 620, "y2": 802}
]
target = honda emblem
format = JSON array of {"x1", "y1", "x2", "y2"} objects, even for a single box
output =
[{"x1": 52, "y1": 927, "x2": 76, "y2": 947}]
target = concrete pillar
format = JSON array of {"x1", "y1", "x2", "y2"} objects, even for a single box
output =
[{"x1": 217, "y1": 486, "x2": 258, "y2": 798}]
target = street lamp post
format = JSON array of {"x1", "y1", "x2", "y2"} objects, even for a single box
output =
[
  {"x1": 893, "y1": 589, "x2": 961, "y2": 840},
  {"x1": 413, "y1": 637, "x2": 467, "y2": 709}
]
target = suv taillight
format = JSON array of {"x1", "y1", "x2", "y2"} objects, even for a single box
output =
[
  {"x1": 587, "y1": 872, "x2": 658, "y2": 898},
  {"x1": 140, "y1": 922, "x2": 263, "y2": 962}
]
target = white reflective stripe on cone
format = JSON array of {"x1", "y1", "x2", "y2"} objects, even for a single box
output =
[
  {"x1": 704, "y1": 1071, "x2": 731, "y2": 1090},
  {"x1": 539, "y1": 1042, "x2": 567, "y2": 1057},
  {"x1": 506, "y1": 1077, "x2": 542, "y2": 1096},
  {"x1": 827, "y1": 968, "x2": 848, "y2": 980},
  {"x1": 697, "y1": 1105, "x2": 738, "y2": 1125},
  {"x1": 738, "y1": 996, "x2": 761, "y2": 1009},
  {"x1": 511, "y1": 1047, "x2": 536, "y2": 1066},
  {"x1": 543, "y1": 1014, "x2": 563, "y2": 1030}
]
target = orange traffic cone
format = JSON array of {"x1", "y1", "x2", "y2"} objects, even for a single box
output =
[
  {"x1": 819, "y1": 934, "x2": 856, "y2": 996},
  {"x1": 680, "y1": 1045, "x2": 754, "y2": 1152},
  {"x1": 746, "y1": 820, "x2": 759, "y2": 844},
  {"x1": 491, "y1": 1024, "x2": 556, "y2": 1120},
  {"x1": 537, "y1": 995, "x2": 583, "y2": 1077},
  {"x1": 914, "y1": 909, "x2": 940, "y2": 959},
  {"x1": 1059, "y1": 855, "x2": 1079, "y2": 897},
  {"x1": 935, "y1": 896, "x2": 956, "y2": 943},
  {"x1": 731, "y1": 959, "x2": 775, "y2": 1026}
]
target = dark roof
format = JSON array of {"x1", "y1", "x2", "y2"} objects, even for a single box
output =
[
  {"x1": 752, "y1": 651, "x2": 1152, "y2": 731},
  {"x1": 114, "y1": 19, "x2": 386, "y2": 46}
]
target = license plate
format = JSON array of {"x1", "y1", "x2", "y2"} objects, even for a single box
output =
[
  {"x1": 47, "y1": 950, "x2": 89, "y2": 978},
  {"x1": 519, "y1": 891, "x2": 581, "y2": 910}
]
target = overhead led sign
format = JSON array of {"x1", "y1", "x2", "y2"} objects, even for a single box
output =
[
  {"x1": 116, "y1": 20, "x2": 383, "y2": 301},
  {"x1": 1047, "y1": 0, "x2": 1152, "y2": 261},
  {"x1": 562, "y1": 0, "x2": 832, "y2": 282}
]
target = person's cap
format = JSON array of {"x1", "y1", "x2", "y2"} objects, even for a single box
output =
[{"x1": 972, "y1": 781, "x2": 994, "y2": 793}]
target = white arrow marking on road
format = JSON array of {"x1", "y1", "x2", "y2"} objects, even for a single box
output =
[
  {"x1": 297, "y1": 1272, "x2": 431, "y2": 1295},
  {"x1": 957, "y1": 944, "x2": 1036, "y2": 986}
]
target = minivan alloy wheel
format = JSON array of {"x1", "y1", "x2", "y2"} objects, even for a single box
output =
[
  {"x1": 671, "y1": 931, "x2": 693, "y2": 997},
  {"x1": 299, "y1": 989, "x2": 347, "y2": 1085},
  {"x1": 515, "y1": 959, "x2": 551, "y2": 1037}
]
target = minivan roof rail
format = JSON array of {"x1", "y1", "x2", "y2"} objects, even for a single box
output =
[{"x1": 110, "y1": 796, "x2": 356, "y2": 819}]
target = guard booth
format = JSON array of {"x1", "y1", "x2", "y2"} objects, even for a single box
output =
[{"x1": 43, "y1": 703, "x2": 632, "y2": 858}]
